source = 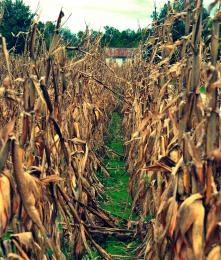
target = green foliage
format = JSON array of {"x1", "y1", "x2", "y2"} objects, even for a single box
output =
[
  {"x1": 99, "y1": 113, "x2": 131, "y2": 219},
  {"x1": 0, "y1": 0, "x2": 33, "y2": 53},
  {"x1": 0, "y1": 0, "x2": 154, "y2": 52},
  {"x1": 200, "y1": 85, "x2": 206, "y2": 94},
  {"x1": 2, "y1": 231, "x2": 12, "y2": 241},
  {"x1": 0, "y1": 0, "x2": 214, "y2": 56},
  {"x1": 151, "y1": 0, "x2": 210, "y2": 42},
  {"x1": 37, "y1": 21, "x2": 55, "y2": 50},
  {"x1": 94, "y1": 112, "x2": 139, "y2": 258},
  {"x1": 101, "y1": 26, "x2": 150, "y2": 48},
  {"x1": 60, "y1": 27, "x2": 78, "y2": 46},
  {"x1": 47, "y1": 249, "x2": 54, "y2": 257},
  {"x1": 144, "y1": 211, "x2": 154, "y2": 222}
]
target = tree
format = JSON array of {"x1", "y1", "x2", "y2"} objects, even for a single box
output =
[
  {"x1": 101, "y1": 26, "x2": 121, "y2": 47},
  {"x1": 37, "y1": 21, "x2": 55, "y2": 50},
  {"x1": 0, "y1": 0, "x2": 33, "y2": 53},
  {"x1": 60, "y1": 28, "x2": 78, "y2": 46},
  {"x1": 100, "y1": 26, "x2": 147, "y2": 48},
  {"x1": 151, "y1": 0, "x2": 209, "y2": 42}
]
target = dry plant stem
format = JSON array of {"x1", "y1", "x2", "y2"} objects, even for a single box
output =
[
  {"x1": 11, "y1": 238, "x2": 29, "y2": 260},
  {"x1": 0, "y1": 35, "x2": 11, "y2": 79},
  {"x1": 67, "y1": 46, "x2": 116, "y2": 74},
  {"x1": 57, "y1": 185, "x2": 114, "y2": 258},
  {"x1": 203, "y1": 14, "x2": 220, "y2": 167},
  {"x1": 11, "y1": 140, "x2": 62, "y2": 260},
  {"x1": 86, "y1": 231, "x2": 113, "y2": 260},
  {"x1": 58, "y1": 184, "x2": 115, "y2": 227},
  {"x1": 211, "y1": 20, "x2": 220, "y2": 66},
  {"x1": 78, "y1": 70, "x2": 130, "y2": 104},
  {"x1": 120, "y1": 0, "x2": 221, "y2": 259},
  {"x1": 2, "y1": 2, "x2": 221, "y2": 259},
  {"x1": 29, "y1": 22, "x2": 37, "y2": 60},
  {"x1": 0, "y1": 8, "x2": 122, "y2": 259}
]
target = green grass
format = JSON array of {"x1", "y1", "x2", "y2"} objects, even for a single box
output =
[
  {"x1": 98, "y1": 113, "x2": 132, "y2": 220},
  {"x1": 84, "y1": 112, "x2": 139, "y2": 260},
  {"x1": 94, "y1": 112, "x2": 139, "y2": 258}
]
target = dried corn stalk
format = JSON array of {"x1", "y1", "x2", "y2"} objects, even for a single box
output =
[{"x1": 121, "y1": 0, "x2": 221, "y2": 259}]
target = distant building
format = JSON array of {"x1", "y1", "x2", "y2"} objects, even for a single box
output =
[{"x1": 105, "y1": 48, "x2": 136, "y2": 66}]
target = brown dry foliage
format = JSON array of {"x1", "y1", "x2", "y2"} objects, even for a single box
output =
[
  {"x1": 0, "y1": 10, "x2": 122, "y2": 260},
  {"x1": 121, "y1": 1, "x2": 221, "y2": 259},
  {"x1": 1, "y1": 1, "x2": 221, "y2": 260}
]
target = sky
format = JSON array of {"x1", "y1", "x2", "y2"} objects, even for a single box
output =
[{"x1": 23, "y1": 0, "x2": 212, "y2": 32}]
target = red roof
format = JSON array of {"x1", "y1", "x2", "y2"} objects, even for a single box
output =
[{"x1": 106, "y1": 48, "x2": 136, "y2": 58}]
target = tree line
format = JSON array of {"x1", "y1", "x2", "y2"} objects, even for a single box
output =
[
  {"x1": 0, "y1": 0, "x2": 150, "y2": 53},
  {"x1": 0, "y1": 0, "x2": 217, "y2": 54}
]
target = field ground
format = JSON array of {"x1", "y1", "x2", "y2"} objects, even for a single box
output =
[{"x1": 84, "y1": 112, "x2": 139, "y2": 259}]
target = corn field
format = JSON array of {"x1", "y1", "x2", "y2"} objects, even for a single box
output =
[{"x1": 0, "y1": 0, "x2": 221, "y2": 259}]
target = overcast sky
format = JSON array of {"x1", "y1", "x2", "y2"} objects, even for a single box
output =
[{"x1": 23, "y1": 0, "x2": 212, "y2": 32}]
